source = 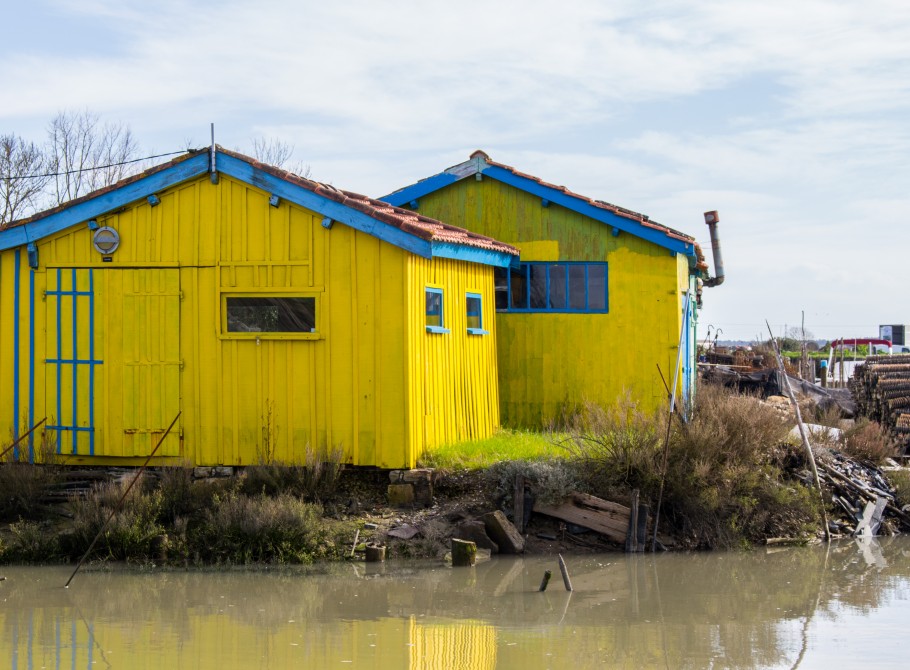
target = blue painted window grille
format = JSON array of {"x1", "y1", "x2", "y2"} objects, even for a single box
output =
[
  {"x1": 425, "y1": 287, "x2": 449, "y2": 333},
  {"x1": 466, "y1": 293, "x2": 487, "y2": 334},
  {"x1": 494, "y1": 262, "x2": 608, "y2": 313},
  {"x1": 45, "y1": 268, "x2": 103, "y2": 456}
]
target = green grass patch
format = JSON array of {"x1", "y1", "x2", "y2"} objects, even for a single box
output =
[{"x1": 419, "y1": 429, "x2": 568, "y2": 469}]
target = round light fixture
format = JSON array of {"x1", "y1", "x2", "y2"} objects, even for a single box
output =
[{"x1": 92, "y1": 226, "x2": 120, "y2": 255}]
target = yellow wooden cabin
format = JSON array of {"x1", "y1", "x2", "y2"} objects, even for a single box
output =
[
  {"x1": 382, "y1": 151, "x2": 709, "y2": 428},
  {"x1": 0, "y1": 148, "x2": 518, "y2": 468}
]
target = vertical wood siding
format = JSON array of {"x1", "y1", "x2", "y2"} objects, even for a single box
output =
[
  {"x1": 406, "y1": 257, "x2": 500, "y2": 462},
  {"x1": 0, "y1": 175, "x2": 498, "y2": 468},
  {"x1": 415, "y1": 177, "x2": 689, "y2": 427}
]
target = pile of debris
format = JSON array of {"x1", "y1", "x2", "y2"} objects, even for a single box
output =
[
  {"x1": 851, "y1": 354, "x2": 910, "y2": 453},
  {"x1": 815, "y1": 451, "x2": 910, "y2": 536}
]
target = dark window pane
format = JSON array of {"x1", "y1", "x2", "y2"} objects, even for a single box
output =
[
  {"x1": 548, "y1": 264, "x2": 566, "y2": 309},
  {"x1": 588, "y1": 265, "x2": 606, "y2": 310},
  {"x1": 426, "y1": 289, "x2": 443, "y2": 327},
  {"x1": 568, "y1": 266, "x2": 586, "y2": 309},
  {"x1": 529, "y1": 264, "x2": 547, "y2": 309},
  {"x1": 466, "y1": 294, "x2": 482, "y2": 330},
  {"x1": 509, "y1": 266, "x2": 527, "y2": 309},
  {"x1": 494, "y1": 267, "x2": 508, "y2": 310},
  {"x1": 227, "y1": 297, "x2": 315, "y2": 332}
]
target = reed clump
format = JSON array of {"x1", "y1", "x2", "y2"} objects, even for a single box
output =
[{"x1": 565, "y1": 385, "x2": 820, "y2": 548}]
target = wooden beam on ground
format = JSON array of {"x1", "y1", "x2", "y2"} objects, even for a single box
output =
[{"x1": 534, "y1": 492, "x2": 630, "y2": 544}]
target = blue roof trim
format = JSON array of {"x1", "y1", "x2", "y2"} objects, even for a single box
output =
[
  {"x1": 480, "y1": 165, "x2": 694, "y2": 257},
  {"x1": 0, "y1": 153, "x2": 210, "y2": 252},
  {"x1": 381, "y1": 162, "x2": 696, "y2": 258},
  {"x1": 430, "y1": 242, "x2": 515, "y2": 268},
  {"x1": 217, "y1": 154, "x2": 435, "y2": 259},
  {"x1": 380, "y1": 172, "x2": 459, "y2": 207},
  {"x1": 0, "y1": 150, "x2": 511, "y2": 266}
]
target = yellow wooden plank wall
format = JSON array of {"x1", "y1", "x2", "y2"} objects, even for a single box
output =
[
  {"x1": 406, "y1": 257, "x2": 500, "y2": 460},
  {"x1": 414, "y1": 177, "x2": 689, "y2": 427},
  {"x1": 0, "y1": 175, "x2": 432, "y2": 467}
]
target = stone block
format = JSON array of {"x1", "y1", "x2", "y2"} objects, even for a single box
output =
[
  {"x1": 387, "y1": 483, "x2": 415, "y2": 507},
  {"x1": 389, "y1": 469, "x2": 433, "y2": 505},
  {"x1": 481, "y1": 510, "x2": 525, "y2": 554},
  {"x1": 453, "y1": 520, "x2": 499, "y2": 553}
]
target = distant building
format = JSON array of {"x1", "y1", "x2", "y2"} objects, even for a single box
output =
[
  {"x1": 382, "y1": 151, "x2": 708, "y2": 428},
  {"x1": 880, "y1": 325, "x2": 909, "y2": 346}
]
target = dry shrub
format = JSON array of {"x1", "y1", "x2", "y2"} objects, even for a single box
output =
[
  {"x1": 4, "y1": 520, "x2": 60, "y2": 563},
  {"x1": 242, "y1": 444, "x2": 344, "y2": 501},
  {"x1": 484, "y1": 459, "x2": 580, "y2": 506},
  {"x1": 153, "y1": 464, "x2": 235, "y2": 524},
  {"x1": 63, "y1": 476, "x2": 165, "y2": 561},
  {"x1": 0, "y1": 430, "x2": 60, "y2": 520},
  {"x1": 191, "y1": 491, "x2": 333, "y2": 564},
  {"x1": 562, "y1": 395, "x2": 664, "y2": 496},
  {"x1": 839, "y1": 419, "x2": 897, "y2": 464},
  {"x1": 566, "y1": 384, "x2": 819, "y2": 548}
]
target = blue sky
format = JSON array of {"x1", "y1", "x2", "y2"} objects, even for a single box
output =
[{"x1": 4, "y1": 0, "x2": 910, "y2": 341}]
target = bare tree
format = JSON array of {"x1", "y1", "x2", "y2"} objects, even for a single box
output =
[
  {"x1": 249, "y1": 136, "x2": 311, "y2": 178},
  {"x1": 47, "y1": 110, "x2": 140, "y2": 204},
  {"x1": 0, "y1": 134, "x2": 50, "y2": 225}
]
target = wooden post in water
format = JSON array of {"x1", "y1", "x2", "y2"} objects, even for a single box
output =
[
  {"x1": 539, "y1": 570, "x2": 552, "y2": 592},
  {"x1": 365, "y1": 544, "x2": 386, "y2": 562},
  {"x1": 557, "y1": 554, "x2": 573, "y2": 592},
  {"x1": 626, "y1": 489, "x2": 640, "y2": 553},
  {"x1": 451, "y1": 539, "x2": 477, "y2": 566}
]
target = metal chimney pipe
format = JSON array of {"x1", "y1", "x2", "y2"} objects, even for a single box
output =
[{"x1": 702, "y1": 210, "x2": 725, "y2": 287}]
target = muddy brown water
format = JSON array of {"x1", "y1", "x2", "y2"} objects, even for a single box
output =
[{"x1": 2, "y1": 537, "x2": 910, "y2": 668}]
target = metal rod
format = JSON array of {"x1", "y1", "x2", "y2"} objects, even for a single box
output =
[
  {"x1": 64, "y1": 412, "x2": 181, "y2": 588},
  {"x1": 766, "y1": 321, "x2": 830, "y2": 543},
  {"x1": 0, "y1": 417, "x2": 47, "y2": 462},
  {"x1": 651, "y1": 294, "x2": 690, "y2": 551}
]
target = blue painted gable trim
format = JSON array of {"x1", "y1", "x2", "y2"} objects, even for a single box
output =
[
  {"x1": 480, "y1": 165, "x2": 694, "y2": 257},
  {"x1": 430, "y1": 242, "x2": 514, "y2": 268},
  {"x1": 381, "y1": 163, "x2": 696, "y2": 258},
  {"x1": 0, "y1": 151, "x2": 510, "y2": 267},
  {"x1": 0, "y1": 153, "x2": 210, "y2": 252},
  {"x1": 381, "y1": 172, "x2": 459, "y2": 207},
  {"x1": 217, "y1": 154, "x2": 435, "y2": 260}
]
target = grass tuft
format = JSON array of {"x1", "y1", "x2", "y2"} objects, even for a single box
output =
[{"x1": 419, "y1": 429, "x2": 566, "y2": 469}]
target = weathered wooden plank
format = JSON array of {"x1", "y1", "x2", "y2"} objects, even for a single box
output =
[{"x1": 534, "y1": 494, "x2": 630, "y2": 543}]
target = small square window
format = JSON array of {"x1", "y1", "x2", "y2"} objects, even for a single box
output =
[
  {"x1": 466, "y1": 293, "x2": 487, "y2": 334},
  {"x1": 425, "y1": 287, "x2": 449, "y2": 333}
]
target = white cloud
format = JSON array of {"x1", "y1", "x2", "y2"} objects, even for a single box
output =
[{"x1": 3, "y1": 0, "x2": 910, "y2": 338}]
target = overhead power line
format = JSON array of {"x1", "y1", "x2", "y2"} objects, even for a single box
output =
[{"x1": 1, "y1": 149, "x2": 188, "y2": 181}]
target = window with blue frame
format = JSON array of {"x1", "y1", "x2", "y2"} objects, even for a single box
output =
[
  {"x1": 425, "y1": 287, "x2": 449, "y2": 333},
  {"x1": 494, "y1": 262, "x2": 608, "y2": 313},
  {"x1": 466, "y1": 293, "x2": 487, "y2": 334}
]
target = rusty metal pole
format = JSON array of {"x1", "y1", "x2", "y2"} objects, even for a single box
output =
[
  {"x1": 64, "y1": 412, "x2": 181, "y2": 588},
  {"x1": 0, "y1": 418, "x2": 47, "y2": 462}
]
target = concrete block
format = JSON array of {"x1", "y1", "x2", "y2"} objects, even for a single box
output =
[
  {"x1": 453, "y1": 520, "x2": 499, "y2": 553},
  {"x1": 387, "y1": 483, "x2": 415, "y2": 507},
  {"x1": 481, "y1": 510, "x2": 525, "y2": 554}
]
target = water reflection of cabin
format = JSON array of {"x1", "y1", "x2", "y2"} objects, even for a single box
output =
[
  {"x1": 0, "y1": 148, "x2": 517, "y2": 468},
  {"x1": 382, "y1": 151, "x2": 707, "y2": 428}
]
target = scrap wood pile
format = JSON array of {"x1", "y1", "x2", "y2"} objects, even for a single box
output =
[
  {"x1": 850, "y1": 354, "x2": 910, "y2": 453},
  {"x1": 815, "y1": 451, "x2": 910, "y2": 536}
]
